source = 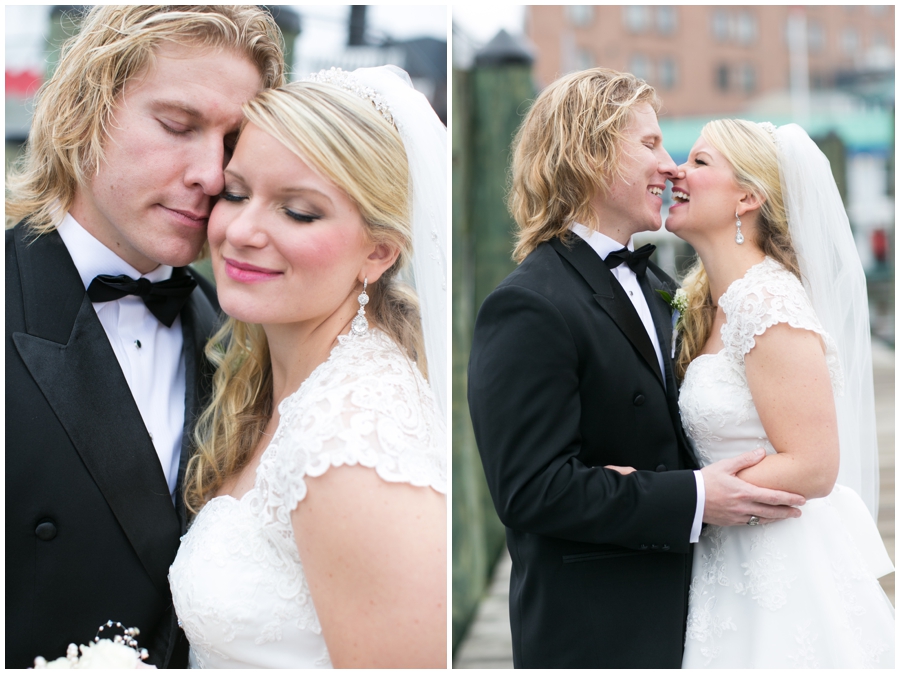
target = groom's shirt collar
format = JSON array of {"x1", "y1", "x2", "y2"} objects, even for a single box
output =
[
  {"x1": 570, "y1": 222, "x2": 634, "y2": 260},
  {"x1": 57, "y1": 212, "x2": 174, "y2": 290}
]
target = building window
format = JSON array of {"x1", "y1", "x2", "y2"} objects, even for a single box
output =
[
  {"x1": 628, "y1": 54, "x2": 652, "y2": 83},
  {"x1": 740, "y1": 63, "x2": 756, "y2": 93},
  {"x1": 624, "y1": 6, "x2": 651, "y2": 34},
  {"x1": 566, "y1": 5, "x2": 593, "y2": 27},
  {"x1": 736, "y1": 11, "x2": 757, "y2": 45},
  {"x1": 869, "y1": 5, "x2": 888, "y2": 15},
  {"x1": 808, "y1": 20, "x2": 825, "y2": 53},
  {"x1": 659, "y1": 57, "x2": 677, "y2": 89},
  {"x1": 711, "y1": 10, "x2": 729, "y2": 42},
  {"x1": 715, "y1": 63, "x2": 730, "y2": 91},
  {"x1": 871, "y1": 31, "x2": 887, "y2": 49},
  {"x1": 841, "y1": 27, "x2": 860, "y2": 56},
  {"x1": 656, "y1": 6, "x2": 677, "y2": 35}
]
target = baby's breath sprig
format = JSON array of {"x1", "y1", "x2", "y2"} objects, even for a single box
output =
[{"x1": 656, "y1": 288, "x2": 688, "y2": 331}]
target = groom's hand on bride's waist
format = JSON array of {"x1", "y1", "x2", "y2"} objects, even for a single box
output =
[{"x1": 700, "y1": 448, "x2": 805, "y2": 527}]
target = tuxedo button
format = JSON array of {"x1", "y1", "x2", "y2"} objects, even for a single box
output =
[
  {"x1": 650, "y1": 544, "x2": 659, "y2": 550},
  {"x1": 639, "y1": 544, "x2": 649, "y2": 550},
  {"x1": 35, "y1": 521, "x2": 57, "y2": 541},
  {"x1": 633, "y1": 394, "x2": 645, "y2": 406},
  {"x1": 656, "y1": 464, "x2": 667, "y2": 472},
  {"x1": 661, "y1": 544, "x2": 670, "y2": 551}
]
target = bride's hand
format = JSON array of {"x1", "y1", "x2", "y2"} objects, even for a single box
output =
[{"x1": 605, "y1": 465, "x2": 636, "y2": 475}]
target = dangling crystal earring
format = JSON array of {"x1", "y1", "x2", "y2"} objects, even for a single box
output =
[
  {"x1": 351, "y1": 278, "x2": 369, "y2": 336},
  {"x1": 735, "y1": 211, "x2": 744, "y2": 244}
]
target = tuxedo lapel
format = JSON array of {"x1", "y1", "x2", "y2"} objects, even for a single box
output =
[
  {"x1": 550, "y1": 237, "x2": 664, "y2": 386},
  {"x1": 174, "y1": 276, "x2": 217, "y2": 532},
  {"x1": 643, "y1": 264, "x2": 700, "y2": 469},
  {"x1": 11, "y1": 228, "x2": 180, "y2": 598},
  {"x1": 640, "y1": 269, "x2": 677, "y2": 398}
]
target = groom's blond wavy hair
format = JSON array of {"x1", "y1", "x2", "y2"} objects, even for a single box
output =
[
  {"x1": 509, "y1": 68, "x2": 659, "y2": 262},
  {"x1": 6, "y1": 5, "x2": 285, "y2": 232}
]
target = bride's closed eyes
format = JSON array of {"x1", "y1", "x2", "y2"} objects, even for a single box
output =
[{"x1": 219, "y1": 188, "x2": 325, "y2": 224}]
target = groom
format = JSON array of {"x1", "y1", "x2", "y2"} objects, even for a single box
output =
[
  {"x1": 468, "y1": 68, "x2": 806, "y2": 668},
  {"x1": 5, "y1": 6, "x2": 283, "y2": 668}
]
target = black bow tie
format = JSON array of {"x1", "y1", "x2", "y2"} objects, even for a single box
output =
[
  {"x1": 87, "y1": 273, "x2": 197, "y2": 327},
  {"x1": 604, "y1": 244, "x2": 656, "y2": 278}
]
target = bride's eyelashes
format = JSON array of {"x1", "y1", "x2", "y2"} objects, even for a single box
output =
[
  {"x1": 218, "y1": 191, "x2": 322, "y2": 224},
  {"x1": 284, "y1": 209, "x2": 321, "y2": 223}
]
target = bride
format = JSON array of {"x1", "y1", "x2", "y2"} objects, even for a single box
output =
[
  {"x1": 168, "y1": 67, "x2": 447, "y2": 668},
  {"x1": 665, "y1": 119, "x2": 893, "y2": 667}
]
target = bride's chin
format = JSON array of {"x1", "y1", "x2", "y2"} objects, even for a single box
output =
[
  {"x1": 218, "y1": 297, "x2": 263, "y2": 325},
  {"x1": 664, "y1": 218, "x2": 692, "y2": 242}
]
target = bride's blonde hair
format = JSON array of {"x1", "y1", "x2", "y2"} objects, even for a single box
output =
[
  {"x1": 184, "y1": 82, "x2": 423, "y2": 514},
  {"x1": 676, "y1": 119, "x2": 800, "y2": 380}
]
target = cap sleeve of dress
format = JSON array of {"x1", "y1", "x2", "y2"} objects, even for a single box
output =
[
  {"x1": 719, "y1": 258, "x2": 843, "y2": 394},
  {"x1": 253, "y1": 330, "x2": 446, "y2": 529}
]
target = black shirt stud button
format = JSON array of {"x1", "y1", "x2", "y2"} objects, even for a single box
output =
[
  {"x1": 634, "y1": 394, "x2": 645, "y2": 406},
  {"x1": 36, "y1": 522, "x2": 57, "y2": 541},
  {"x1": 656, "y1": 464, "x2": 667, "y2": 472}
]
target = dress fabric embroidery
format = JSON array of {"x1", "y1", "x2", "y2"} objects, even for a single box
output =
[
  {"x1": 679, "y1": 258, "x2": 894, "y2": 668},
  {"x1": 168, "y1": 329, "x2": 446, "y2": 669}
]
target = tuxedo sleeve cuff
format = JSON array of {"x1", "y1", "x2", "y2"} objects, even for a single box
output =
[{"x1": 690, "y1": 471, "x2": 705, "y2": 543}]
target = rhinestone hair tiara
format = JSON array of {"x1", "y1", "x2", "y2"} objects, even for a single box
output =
[
  {"x1": 304, "y1": 67, "x2": 394, "y2": 127},
  {"x1": 757, "y1": 121, "x2": 778, "y2": 142}
]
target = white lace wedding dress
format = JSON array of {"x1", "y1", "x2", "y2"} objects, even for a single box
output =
[
  {"x1": 168, "y1": 329, "x2": 446, "y2": 668},
  {"x1": 679, "y1": 258, "x2": 894, "y2": 668}
]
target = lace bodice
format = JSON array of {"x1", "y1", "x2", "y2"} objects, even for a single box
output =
[
  {"x1": 169, "y1": 329, "x2": 446, "y2": 668},
  {"x1": 679, "y1": 257, "x2": 841, "y2": 467},
  {"x1": 678, "y1": 258, "x2": 893, "y2": 668}
]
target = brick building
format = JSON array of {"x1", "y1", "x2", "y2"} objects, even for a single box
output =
[{"x1": 527, "y1": 5, "x2": 894, "y2": 117}]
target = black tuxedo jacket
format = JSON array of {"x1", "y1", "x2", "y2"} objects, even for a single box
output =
[
  {"x1": 468, "y1": 235, "x2": 699, "y2": 668},
  {"x1": 5, "y1": 226, "x2": 218, "y2": 668}
]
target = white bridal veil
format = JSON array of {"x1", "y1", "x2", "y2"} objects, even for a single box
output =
[
  {"x1": 773, "y1": 123, "x2": 879, "y2": 520},
  {"x1": 308, "y1": 66, "x2": 448, "y2": 424}
]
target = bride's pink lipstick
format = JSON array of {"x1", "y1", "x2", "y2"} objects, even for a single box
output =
[{"x1": 223, "y1": 257, "x2": 282, "y2": 283}]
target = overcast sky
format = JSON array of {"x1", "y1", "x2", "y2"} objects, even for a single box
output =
[{"x1": 452, "y1": 5, "x2": 525, "y2": 46}]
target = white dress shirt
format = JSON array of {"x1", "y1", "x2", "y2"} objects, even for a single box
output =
[
  {"x1": 571, "y1": 223, "x2": 705, "y2": 543},
  {"x1": 57, "y1": 213, "x2": 186, "y2": 498}
]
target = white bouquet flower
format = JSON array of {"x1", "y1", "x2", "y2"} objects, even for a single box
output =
[{"x1": 32, "y1": 622, "x2": 152, "y2": 669}]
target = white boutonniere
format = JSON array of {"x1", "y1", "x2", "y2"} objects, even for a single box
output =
[{"x1": 656, "y1": 288, "x2": 687, "y2": 358}]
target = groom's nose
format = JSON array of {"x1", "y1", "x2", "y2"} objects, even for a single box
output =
[{"x1": 657, "y1": 149, "x2": 678, "y2": 179}]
